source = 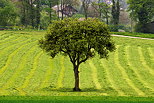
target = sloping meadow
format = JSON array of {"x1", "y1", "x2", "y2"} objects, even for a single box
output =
[{"x1": 0, "y1": 31, "x2": 154, "y2": 97}]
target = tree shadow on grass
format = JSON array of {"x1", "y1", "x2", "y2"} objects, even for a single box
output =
[{"x1": 40, "y1": 86, "x2": 107, "y2": 93}]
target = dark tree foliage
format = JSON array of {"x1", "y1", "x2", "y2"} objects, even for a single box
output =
[
  {"x1": 111, "y1": 0, "x2": 120, "y2": 32},
  {"x1": 0, "y1": 0, "x2": 18, "y2": 26},
  {"x1": 128, "y1": 0, "x2": 154, "y2": 33},
  {"x1": 39, "y1": 18, "x2": 115, "y2": 91}
]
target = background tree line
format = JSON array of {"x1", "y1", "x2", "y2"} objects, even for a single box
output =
[{"x1": 0, "y1": 0, "x2": 154, "y2": 33}]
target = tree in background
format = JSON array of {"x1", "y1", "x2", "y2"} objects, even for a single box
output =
[
  {"x1": 0, "y1": 0, "x2": 18, "y2": 26},
  {"x1": 81, "y1": 0, "x2": 92, "y2": 19},
  {"x1": 111, "y1": 0, "x2": 120, "y2": 32},
  {"x1": 92, "y1": 1, "x2": 110, "y2": 24},
  {"x1": 39, "y1": 18, "x2": 115, "y2": 91},
  {"x1": 35, "y1": 0, "x2": 41, "y2": 29},
  {"x1": 128, "y1": 0, "x2": 154, "y2": 33}
]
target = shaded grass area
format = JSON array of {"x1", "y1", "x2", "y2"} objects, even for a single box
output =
[
  {"x1": 111, "y1": 32, "x2": 154, "y2": 39},
  {"x1": 0, "y1": 96, "x2": 154, "y2": 103}
]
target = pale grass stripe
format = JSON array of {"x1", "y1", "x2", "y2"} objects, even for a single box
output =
[
  {"x1": 56, "y1": 56, "x2": 65, "y2": 89},
  {"x1": 126, "y1": 46, "x2": 154, "y2": 91},
  {"x1": 100, "y1": 59, "x2": 125, "y2": 96},
  {"x1": 0, "y1": 39, "x2": 32, "y2": 76},
  {"x1": 138, "y1": 47, "x2": 154, "y2": 75},
  {"x1": 1, "y1": 44, "x2": 37, "y2": 90},
  {"x1": 39, "y1": 58, "x2": 53, "y2": 89},
  {"x1": 17, "y1": 51, "x2": 43, "y2": 96},
  {"x1": 115, "y1": 46, "x2": 145, "y2": 96},
  {"x1": 89, "y1": 60, "x2": 101, "y2": 89}
]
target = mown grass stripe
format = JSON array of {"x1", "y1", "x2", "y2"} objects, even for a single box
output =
[
  {"x1": 0, "y1": 36, "x2": 21, "y2": 46},
  {"x1": 126, "y1": 46, "x2": 154, "y2": 92},
  {"x1": 0, "y1": 37, "x2": 28, "y2": 54},
  {"x1": 0, "y1": 33, "x2": 13, "y2": 40},
  {"x1": 89, "y1": 60, "x2": 101, "y2": 90},
  {"x1": 17, "y1": 51, "x2": 43, "y2": 95},
  {"x1": 0, "y1": 35, "x2": 19, "y2": 45},
  {"x1": 100, "y1": 59, "x2": 125, "y2": 96},
  {"x1": 39, "y1": 58, "x2": 53, "y2": 89},
  {"x1": 56, "y1": 56, "x2": 65, "y2": 89},
  {"x1": 1, "y1": 44, "x2": 37, "y2": 90},
  {"x1": 115, "y1": 46, "x2": 145, "y2": 96},
  {"x1": 0, "y1": 39, "x2": 33, "y2": 76},
  {"x1": 138, "y1": 47, "x2": 154, "y2": 75}
]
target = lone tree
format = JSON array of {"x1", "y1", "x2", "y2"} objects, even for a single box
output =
[{"x1": 39, "y1": 18, "x2": 115, "y2": 91}]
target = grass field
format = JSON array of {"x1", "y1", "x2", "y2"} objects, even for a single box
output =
[{"x1": 0, "y1": 31, "x2": 154, "y2": 102}]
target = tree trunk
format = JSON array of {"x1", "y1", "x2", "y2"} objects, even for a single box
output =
[{"x1": 73, "y1": 65, "x2": 81, "y2": 91}]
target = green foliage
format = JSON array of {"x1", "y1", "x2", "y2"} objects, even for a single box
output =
[
  {"x1": 39, "y1": 18, "x2": 115, "y2": 61},
  {"x1": 0, "y1": 0, "x2": 18, "y2": 26},
  {"x1": 127, "y1": 0, "x2": 154, "y2": 33},
  {"x1": 92, "y1": 1, "x2": 110, "y2": 24},
  {"x1": 40, "y1": 11, "x2": 58, "y2": 29}
]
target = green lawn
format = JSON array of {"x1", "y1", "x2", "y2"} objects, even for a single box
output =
[{"x1": 0, "y1": 31, "x2": 154, "y2": 102}]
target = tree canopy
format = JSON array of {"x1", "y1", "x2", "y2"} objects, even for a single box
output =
[
  {"x1": 39, "y1": 18, "x2": 115, "y2": 91},
  {"x1": 0, "y1": 0, "x2": 18, "y2": 26},
  {"x1": 128, "y1": 0, "x2": 154, "y2": 33}
]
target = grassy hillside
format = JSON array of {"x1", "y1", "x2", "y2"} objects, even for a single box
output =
[{"x1": 0, "y1": 31, "x2": 154, "y2": 98}]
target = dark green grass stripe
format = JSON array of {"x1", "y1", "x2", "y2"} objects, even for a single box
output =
[
  {"x1": 148, "y1": 48, "x2": 154, "y2": 59},
  {"x1": 0, "y1": 39, "x2": 35, "y2": 76},
  {"x1": 146, "y1": 47, "x2": 154, "y2": 70},
  {"x1": 80, "y1": 60, "x2": 95, "y2": 92},
  {"x1": 111, "y1": 46, "x2": 137, "y2": 96},
  {"x1": 89, "y1": 60, "x2": 101, "y2": 90},
  {"x1": 103, "y1": 46, "x2": 137, "y2": 96},
  {"x1": 141, "y1": 47, "x2": 154, "y2": 70},
  {"x1": 56, "y1": 56, "x2": 65, "y2": 89},
  {"x1": 116, "y1": 46, "x2": 145, "y2": 96},
  {"x1": 125, "y1": 46, "x2": 154, "y2": 93},
  {"x1": 38, "y1": 55, "x2": 62, "y2": 95},
  {"x1": 96, "y1": 59, "x2": 117, "y2": 96},
  {"x1": 0, "y1": 36, "x2": 28, "y2": 51},
  {"x1": 17, "y1": 51, "x2": 43, "y2": 95},
  {"x1": 11, "y1": 47, "x2": 41, "y2": 94},
  {"x1": 39, "y1": 56, "x2": 54, "y2": 89},
  {"x1": 136, "y1": 47, "x2": 154, "y2": 83},
  {"x1": 0, "y1": 41, "x2": 37, "y2": 90},
  {"x1": 93, "y1": 57, "x2": 110, "y2": 90},
  {"x1": 128, "y1": 46, "x2": 154, "y2": 96},
  {"x1": 62, "y1": 57, "x2": 74, "y2": 91},
  {"x1": 1, "y1": 43, "x2": 37, "y2": 90},
  {"x1": 138, "y1": 47, "x2": 154, "y2": 75},
  {"x1": 27, "y1": 53, "x2": 49, "y2": 94},
  {"x1": 100, "y1": 58, "x2": 124, "y2": 96}
]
